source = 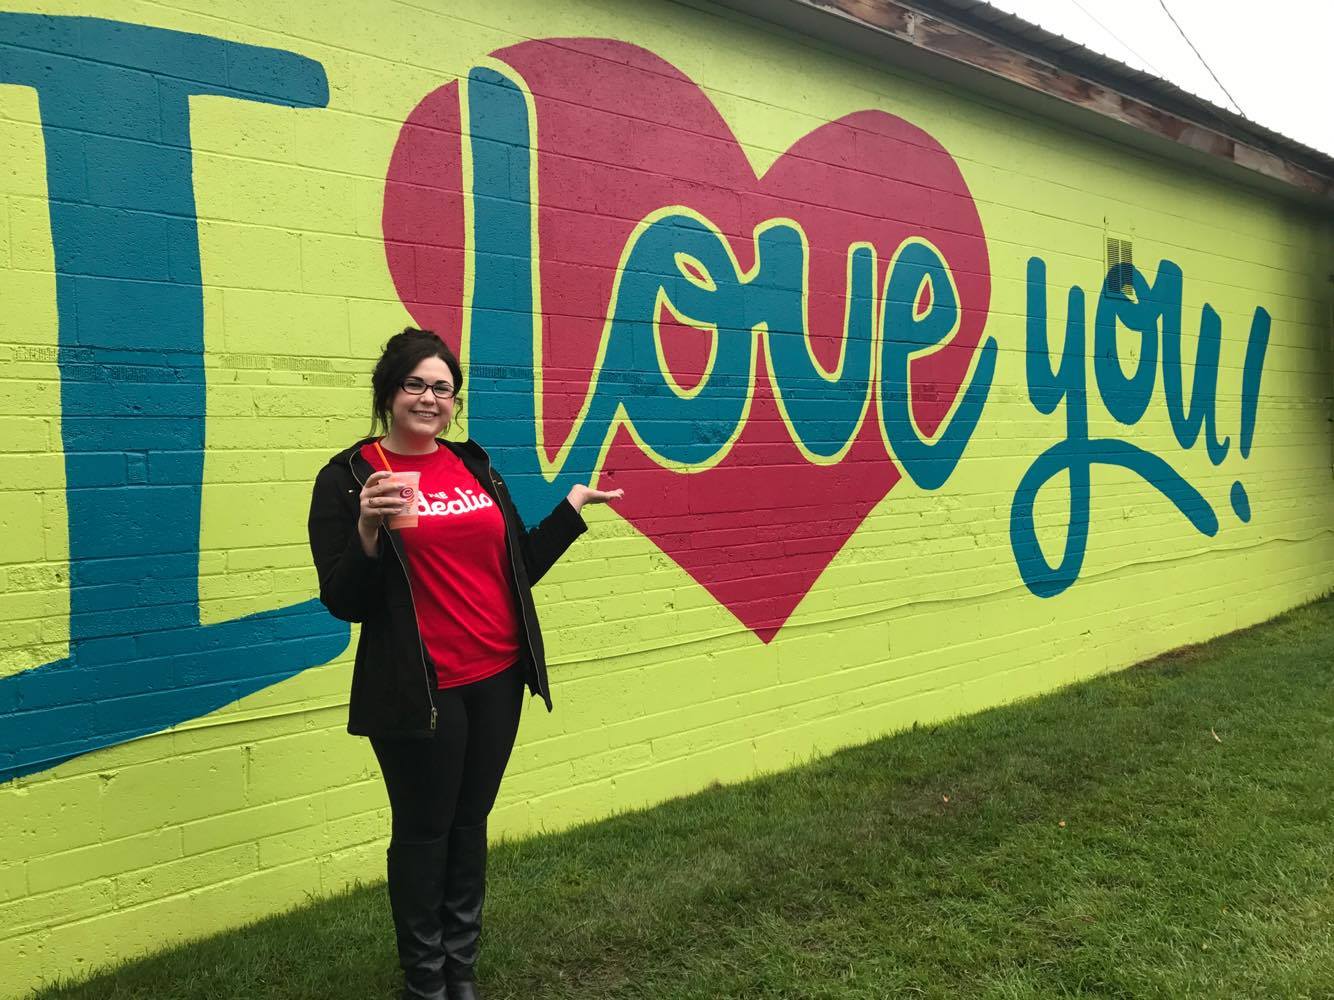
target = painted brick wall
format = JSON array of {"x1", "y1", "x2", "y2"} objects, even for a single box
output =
[{"x1": 2, "y1": 0, "x2": 1332, "y2": 994}]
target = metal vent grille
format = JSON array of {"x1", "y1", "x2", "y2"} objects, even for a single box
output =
[{"x1": 1106, "y1": 237, "x2": 1134, "y2": 296}]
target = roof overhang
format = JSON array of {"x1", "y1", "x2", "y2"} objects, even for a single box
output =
[{"x1": 695, "y1": 0, "x2": 1334, "y2": 210}]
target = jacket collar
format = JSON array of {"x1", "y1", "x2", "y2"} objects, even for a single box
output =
[{"x1": 332, "y1": 436, "x2": 493, "y2": 485}]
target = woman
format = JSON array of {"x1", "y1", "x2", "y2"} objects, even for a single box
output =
[{"x1": 308, "y1": 328, "x2": 621, "y2": 1000}]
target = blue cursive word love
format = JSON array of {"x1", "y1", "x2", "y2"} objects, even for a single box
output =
[{"x1": 462, "y1": 65, "x2": 998, "y2": 519}]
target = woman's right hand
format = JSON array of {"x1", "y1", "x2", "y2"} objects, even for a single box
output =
[{"x1": 357, "y1": 470, "x2": 404, "y2": 556}]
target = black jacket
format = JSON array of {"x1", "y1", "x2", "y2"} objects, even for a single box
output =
[{"x1": 307, "y1": 436, "x2": 586, "y2": 738}]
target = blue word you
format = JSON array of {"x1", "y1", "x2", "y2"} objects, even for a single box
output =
[{"x1": 1011, "y1": 257, "x2": 1271, "y2": 598}]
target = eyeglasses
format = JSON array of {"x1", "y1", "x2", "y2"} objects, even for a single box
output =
[{"x1": 400, "y1": 377, "x2": 457, "y2": 400}]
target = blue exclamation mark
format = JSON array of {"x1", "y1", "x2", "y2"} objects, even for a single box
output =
[{"x1": 1229, "y1": 306, "x2": 1271, "y2": 522}]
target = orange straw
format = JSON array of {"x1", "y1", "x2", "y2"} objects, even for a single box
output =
[{"x1": 372, "y1": 438, "x2": 393, "y2": 473}]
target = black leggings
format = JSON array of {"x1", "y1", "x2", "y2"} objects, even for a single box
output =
[{"x1": 371, "y1": 661, "x2": 525, "y2": 842}]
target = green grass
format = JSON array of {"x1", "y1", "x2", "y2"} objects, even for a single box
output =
[{"x1": 32, "y1": 596, "x2": 1334, "y2": 1000}]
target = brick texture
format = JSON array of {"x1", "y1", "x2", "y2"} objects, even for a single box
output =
[{"x1": 0, "y1": 1, "x2": 1331, "y2": 996}]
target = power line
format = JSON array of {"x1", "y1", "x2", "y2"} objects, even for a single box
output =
[
  {"x1": 1066, "y1": 0, "x2": 1168, "y2": 78},
  {"x1": 1154, "y1": 0, "x2": 1247, "y2": 117}
]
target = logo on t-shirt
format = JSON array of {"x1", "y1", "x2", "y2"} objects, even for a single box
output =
[{"x1": 417, "y1": 487, "x2": 495, "y2": 518}]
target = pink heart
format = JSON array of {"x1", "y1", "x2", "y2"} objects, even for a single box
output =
[{"x1": 384, "y1": 38, "x2": 990, "y2": 641}]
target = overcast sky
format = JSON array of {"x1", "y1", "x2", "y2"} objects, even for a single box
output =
[{"x1": 983, "y1": 0, "x2": 1334, "y2": 158}]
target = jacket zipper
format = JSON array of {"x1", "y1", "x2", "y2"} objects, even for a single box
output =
[
  {"x1": 350, "y1": 457, "x2": 438, "y2": 731},
  {"x1": 482, "y1": 449, "x2": 550, "y2": 707}
]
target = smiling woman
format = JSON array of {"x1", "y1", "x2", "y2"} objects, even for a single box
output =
[
  {"x1": 305, "y1": 328, "x2": 622, "y2": 1000},
  {"x1": 374, "y1": 353, "x2": 460, "y2": 453}
]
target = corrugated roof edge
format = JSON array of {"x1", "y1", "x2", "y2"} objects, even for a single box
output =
[{"x1": 700, "y1": 0, "x2": 1334, "y2": 202}]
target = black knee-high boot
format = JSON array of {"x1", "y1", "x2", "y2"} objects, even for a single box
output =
[
  {"x1": 441, "y1": 822, "x2": 488, "y2": 1000},
  {"x1": 386, "y1": 835, "x2": 450, "y2": 1000}
]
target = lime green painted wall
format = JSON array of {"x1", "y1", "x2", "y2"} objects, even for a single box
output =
[{"x1": 1, "y1": 0, "x2": 1330, "y2": 994}]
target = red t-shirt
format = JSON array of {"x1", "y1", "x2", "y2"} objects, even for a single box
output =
[{"x1": 362, "y1": 441, "x2": 520, "y2": 688}]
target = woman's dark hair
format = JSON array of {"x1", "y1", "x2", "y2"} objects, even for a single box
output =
[{"x1": 369, "y1": 328, "x2": 464, "y2": 436}]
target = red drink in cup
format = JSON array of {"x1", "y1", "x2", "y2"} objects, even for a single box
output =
[{"x1": 386, "y1": 471, "x2": 421, "y2": 529}]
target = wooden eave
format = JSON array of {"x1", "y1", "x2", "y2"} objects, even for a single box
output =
[{"x1": 700, "y1": 0, "x2": 1334, "y2": 206}]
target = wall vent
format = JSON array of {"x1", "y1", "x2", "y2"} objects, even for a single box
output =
[{"x1": 1106, "y1": 236, "x2": 1134, "y2": 297}]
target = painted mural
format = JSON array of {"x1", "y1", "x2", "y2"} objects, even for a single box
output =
[
  {"x1": 0, "y1": 13, "x2": 347, "y2": 782},
  {"x1": 383, "y1": 39, "x2": 997, "y2": 642},
  {"x1": 1, "y1": 4, "x2": 1326, "y2": 995}
]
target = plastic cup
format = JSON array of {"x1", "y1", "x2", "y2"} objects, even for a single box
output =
[{"x1": 386, "y1": 471, "x2": 421, "y2": 529}]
